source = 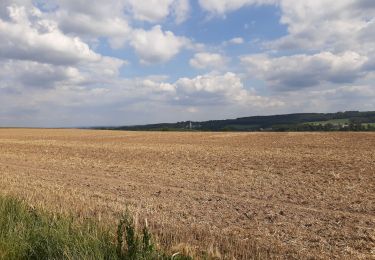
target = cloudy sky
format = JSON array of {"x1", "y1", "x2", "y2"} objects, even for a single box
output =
[{"x1": 0, "y1": 0, "x2": 374, "y2": 127}]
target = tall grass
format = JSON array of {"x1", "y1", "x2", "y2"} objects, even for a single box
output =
[{"x1": 0, "y1": 196, "x2": 191, "y2": 260}]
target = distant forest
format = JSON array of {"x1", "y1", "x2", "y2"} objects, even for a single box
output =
[{"x1": 92, "y1": 111, "x2": 375, "y2": 132}]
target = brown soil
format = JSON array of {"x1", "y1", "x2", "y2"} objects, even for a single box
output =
[{"x1": 0, "y1": 129, "x2": 374, "y2": 259}]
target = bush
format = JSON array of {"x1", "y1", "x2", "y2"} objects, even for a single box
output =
[{"x1": 116, "y1": 212, "x2": 192, "y2": 260}]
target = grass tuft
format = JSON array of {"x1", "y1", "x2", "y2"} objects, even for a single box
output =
[
  {"x1": 0, "y1": 195, "x2": 117, "y2": 259},
  {"x1": 0, "y1": 196, "x2": 191, "y2": 260}
]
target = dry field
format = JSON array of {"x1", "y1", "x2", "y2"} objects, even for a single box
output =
[{"x1": 0, "y1": 129, "x2": 374, "y2": 259}]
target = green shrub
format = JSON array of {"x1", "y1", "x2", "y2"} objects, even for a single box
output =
[{"x1": 116, "y1": 212, "x2": 192, "y2": 260}]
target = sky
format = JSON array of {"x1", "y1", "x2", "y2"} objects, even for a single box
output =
[{"x1": 0, "y1": 0, "x2": 374, "y2": 127}]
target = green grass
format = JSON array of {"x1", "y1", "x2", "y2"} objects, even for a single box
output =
[
  {"x1": 0, "y1": 196, "x2": 191, "y2": 260},
  {"x1": 363, "y1": 123, "x2": 375, "y2": 127},
  {"x1": 304, "y1": 119, "x2": 350, "y2": 125}
]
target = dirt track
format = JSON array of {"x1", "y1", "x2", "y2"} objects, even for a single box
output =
[{"x1": 0, "y1": 129, "x2": 374, "y2": 259}]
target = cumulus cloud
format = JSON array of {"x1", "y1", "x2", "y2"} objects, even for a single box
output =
[
  {"x1": 238, "y1": 0, "x2": 375, "y2": 95},
  {"x1": 38, "y1": 1, "x2": 129, "y2": 38},
  {"x1": 198, "y1": 0, "x2": 278, "y2": 15},
  {"x1": 172, "y1": 0, "x2": 190, "y2": 24},
  {"x1": 174, "y1": 72, "x2": 283, "y2": 107},
  {"x1": 1, "y1": 0, "x2": 374, "y2": 127},
  {"x1": 0, "y1": 60, "x2": 80, "y2": 89},
  {"x1": 0, "y1": 5, "x2": 100, "y2": 65},
  {"x1": 127, "y1": 0, "x2": 190, "y2": 23},
  {"x1": 241, "y1": 52, "x2": 368, "y2": 90},
  {"x1": 189, "y1": 52, "x2": 226, "y2": 70},
  {"x1": 138, "y1": 79, "x2": 176, "y2": 93},
  {"x1": 75, "y1": 56, "x2": 126, "y2": 86},
  {"x1": 0, "y1": 2, "x2": 127, "y2": 90},
  {"x1": 198, "y1": 0, "x2": 375, "y2": 58},
  {"x1": 275, "y1": 84, "x2": 375, "y2": 113},
  {"x1": 128, "y1": 0, "x2": 173, "y2": 22},
  {"x1": 129, "y1": 0, "x2": 189, "y2": 22},
  {"x1": 97, "y1": 72, "x2": 266, "y2": 107},
  {"x1": 130, "y1": 25, "x2": 189, "y2": 64},
  {"x1": 270, "y1": 0, "x2": 375, "y2": 53},
  {"x1": 228, "y1": 37, "x2": 244, "y2": 44},
  {"x1": 176, "y1": 72, "x2": 243, "y2": 94},
  {"x1": 0, "y1": 57, "x2": 125, "y2": 92},
  {"x1": 57, "y1": 12, "x2": 130, "y2": 43},
  {"x1": 0, "y1": 1, "x2": 128, "y2": 101},
  {"x1": 42, "y1": 0, "x2": 130, "y2": 49},
  {"x1": 37, "y1": 0, "x2": 191, "y2": 49}
]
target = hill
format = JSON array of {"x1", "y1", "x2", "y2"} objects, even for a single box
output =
[{"x1": 93, "y1": 111, "x2": 375, "y2": 132}]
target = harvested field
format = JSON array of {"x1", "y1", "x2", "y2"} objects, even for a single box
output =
[{"x1": 0, "y1": 129, "x2": 374, "y2": 259}]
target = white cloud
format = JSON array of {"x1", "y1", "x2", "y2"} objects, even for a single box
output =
[
  {"x1": 127, "y1": 0, "x2": 189, "y2": 23},
  {"x1": 189, "y1": 52, "x2": 226, "y2": 70},
  {"x1": 241, "y1": 51, "x2": 368, "y2": 90},
  {"x1": 130, "y1": 25, "x2": 188, "y2": 64},
  {"x1": 1, "y1": 0, "x2": 374, "y2": 127},
  {"x1": 42, "y1": 1, "x2": 130, "y2": 37},
  {"x1": 48, "y1": 1, "x2": 131, "y2": 49},
  {"x1": 139, "y1": 79, "x2": 176, "y2": 93},
  {"x1": 57, "y1": 12, "x2": 130, "y2": 40},
  {"x1": 174, "y1": 72, "x2": 283, "y2": 107},
  {"x1": 176, "y1": 72, "x2": 242, "y2": 93},
  {"x1": 198, "y1": 0, "x2": 278, "y2": 15},
  {"x1": 274, "y1": 84, "x2": 375, "y2": 114},
  {"x1": 0, "y1": 2, "x2": 127, "y2": 92},
  {"x1": 0, "y1": 5, "x2": 100, "y2": 65},
  {"x1": 186, "y1": 107, "x2": 199, "y2": 113},
  {"x1": 0, "y1": 1, "x2": 193, "y2": 64},
  {"x1": 172, "y1": 0, "x2": 190, "y2": 24},
  {"x1": 200, "y1": 0, "x2": 375, "y2": 58},
  {"x1": 269, "y1": 0, "x2": 375, "y2": 54},
  {"x1": 77, "y1": 56, "x2": 126, "y2": 84},
  {"x1": 0, "y1": 56, "x2": 125, "y2": 92},
  {"x1": 0, "y1": 59, "x2": 81, "y2": 89},
  {"x1": 109, "y1": 72, "x2": 280, "y2": 109},
  {"x1": 128, "y1": 0, "x2": 174, "y2": 22},
  {"x1": 228, "y1": 37, "x2": 244, "y2": 44}
]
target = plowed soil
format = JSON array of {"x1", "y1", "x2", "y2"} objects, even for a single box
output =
[{"x1": 0, "y1": 129, "x2": 374, "y2": 259}]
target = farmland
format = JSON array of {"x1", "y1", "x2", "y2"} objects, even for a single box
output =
[{"x1": 0, "y1": 129, "x2": 374, "y2": 259}]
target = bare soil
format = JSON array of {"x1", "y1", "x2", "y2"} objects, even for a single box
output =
[{"x1": 0, "y1": 129, "x2": 374, "y2": 259}]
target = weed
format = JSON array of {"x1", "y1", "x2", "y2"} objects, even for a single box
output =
[{"x1": 0, "y1": 196, "x2": 191, "y2": 260}]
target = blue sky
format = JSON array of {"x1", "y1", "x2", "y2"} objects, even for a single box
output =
[
  {"x1": 115, "y1": 4, "x2": 287, "y2": 80},
  {"x1": 0, "y1": 0, "x2": 374, "y2": 127}
]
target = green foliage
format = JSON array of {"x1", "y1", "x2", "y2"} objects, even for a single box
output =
[
  {"x1": 93, "y1": 111, "x2": 375, "y2": 132},
  {"x1": 116, "y1": 212, "x2": 192, "y2": 260},
  {"x1": 0, "y1": 196, "x2": 191, "y2": 260},
  {"x1": 0, "y1": 196, "x2": 117, "y2": 259},
  {"x1": 116, "y1": 211, "x2": 141, "y2": 259}
]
